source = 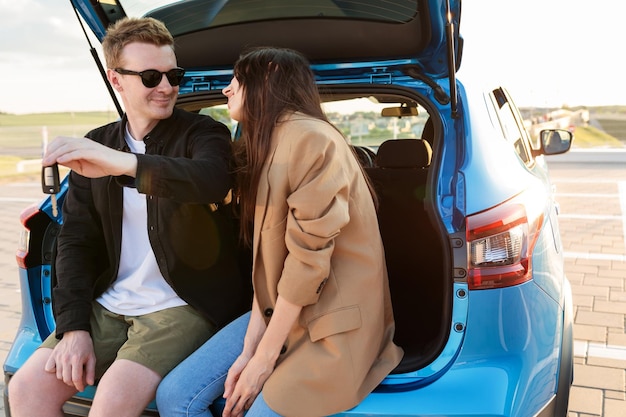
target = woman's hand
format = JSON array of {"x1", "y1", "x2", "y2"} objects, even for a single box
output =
[
  {"x1": 222, "y1": 353, "x2": 274, "y2": 417},
  {"x1": 222, "y1": 295, "x2": 302, "y2": 416}
]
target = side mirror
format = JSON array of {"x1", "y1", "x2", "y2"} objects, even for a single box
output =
[
  {"x1": 381, "y1": 105, "x2": 419, "y2": 118},
  {"x1": 539, "y1": 129, "x2": 573, "y2": 155}
]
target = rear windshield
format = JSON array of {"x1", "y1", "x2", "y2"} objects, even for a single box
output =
[{"x1": 192, "y1": 96, "x2": 430, "y2": 150}]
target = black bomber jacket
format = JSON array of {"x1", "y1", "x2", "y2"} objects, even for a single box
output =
[{"x1": 53, "y1": 108, "x2": 251, "y2": 337}]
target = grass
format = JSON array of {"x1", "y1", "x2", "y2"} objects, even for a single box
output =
[
  {"x1": 0, "y1": 109, "x2": 624, "y2": 179},
  {"x1": 593, "y1": 118, "x2": 626, "y2": 142},
  {"x1": 572, "y1": 125, "x2": 624, "y2": 148},
  {"x1": 0, "y1": 111, "x2": 118, "y2": 127},
  {"x1": 0, "y1": 155, "x2": 41, "y2": 180},
  {"x1": 0, "y1": 112, "x2": 117, "y2": 179},
  {"x1": 0, "y1": 155, "x2": 23, "y2": 173},
  {"x1": 0, "y1": 111, "x2": 119, "y2": 157},
  {"x1": 0, "y1": 155, "x2": 71, "y2": 183}
]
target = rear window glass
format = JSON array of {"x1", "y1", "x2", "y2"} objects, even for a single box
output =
[
  {"x1": 195, "y1": 97, "x2": 431, "y2": 150},
  {"x1": 323, "y1": 98, "x2": 429, "y2": 148}
]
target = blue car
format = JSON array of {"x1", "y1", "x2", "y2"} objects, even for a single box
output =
[{"x1": 3, "y1": 1, "x2": 574, "y2": 416}]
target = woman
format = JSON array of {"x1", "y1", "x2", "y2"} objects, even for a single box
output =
[{"x1": 157, "y1": 46, "x2": 403, "y2": 417}]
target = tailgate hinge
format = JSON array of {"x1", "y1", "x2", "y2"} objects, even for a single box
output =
[{"x1": 369, "y1": 67, "x2": 393, "y2": 85}]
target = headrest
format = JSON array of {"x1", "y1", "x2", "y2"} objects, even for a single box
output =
[
  {"x1": 376, "y1": 139, "x2": 432, "y2": 169},
  {"x1": 421, "y1": 117, "x2": 434, "y2": 145}
]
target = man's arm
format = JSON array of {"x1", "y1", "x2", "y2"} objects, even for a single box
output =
[
  {"x1": 43, "y1": 136, "x2": 138, "y2": 178},
  {"x1": 133, "y1": 119, "x2": 234, "y2": 204}
]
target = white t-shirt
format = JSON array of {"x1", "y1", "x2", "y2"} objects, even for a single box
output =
[{"x1": 97, "y1": 128, "x2": 187, "y2": 315}]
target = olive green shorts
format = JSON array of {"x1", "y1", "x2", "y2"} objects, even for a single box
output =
[{"x1": 41, "y1": 302, "x2": 215, "y2": 380}]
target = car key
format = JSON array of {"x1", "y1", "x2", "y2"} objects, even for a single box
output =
[{"x1": 42, "y1": 163, "x2": 60, "y2": 217}]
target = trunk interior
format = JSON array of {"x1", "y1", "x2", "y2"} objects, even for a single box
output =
[
  {"x1": 178, "y1": 90, "x2": 453, "y2": 373},
  {"x1": 359, "y1": 134, "x2": 450, "y2": 373}
]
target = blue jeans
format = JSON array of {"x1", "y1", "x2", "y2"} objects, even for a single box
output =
[{"x1": 156, "y1": 312, "x2": 282, "y2": 417}]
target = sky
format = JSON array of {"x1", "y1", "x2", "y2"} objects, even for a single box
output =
[
  {"x1": 459, "y1": 0, "x2": 624, "y2": 109},
  {"x1": 0, "y1": 0, "x2": 624, "y2": 115}
]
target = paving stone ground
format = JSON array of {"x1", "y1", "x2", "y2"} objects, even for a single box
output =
[
  {"x1": 549, "y1": 162, "x2": 626, "y2": 417},
  {"x1": 0, "y1": 176, "x2": 41, "y2": 417}
]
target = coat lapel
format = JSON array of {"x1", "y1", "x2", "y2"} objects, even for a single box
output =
[{"x1": 252, "y1": 132, "x2": 281, "y2": 273}]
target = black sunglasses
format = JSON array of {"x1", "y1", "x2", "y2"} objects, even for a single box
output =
[{"x1": 114, "y1": 67, "x2": 186, "y2": 88}]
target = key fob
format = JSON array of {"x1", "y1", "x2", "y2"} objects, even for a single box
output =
[{"x1": 42, "y1": 164, "x2": 60, "y2": 194}]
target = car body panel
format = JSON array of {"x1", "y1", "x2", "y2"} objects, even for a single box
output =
[
  {"x1": 212, "y1": 283, "x2": 562, "y2": 417},
  {"x1": 3, "y1": 267, "x2": 45, "y2": 375},
  {"x1": 381, "y1": 282, "x2": 468, "y2": 388},
  {"x1": 457, "y1": 82, "x2": 542, "y2": 215}
]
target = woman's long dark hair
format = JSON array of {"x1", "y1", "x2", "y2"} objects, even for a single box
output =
[
  {"x1": 232, "y1": 46, "x2": 375, "y2": 247},
  {"x1": 233, "y1": 47, "x2": 329, "y2": 246}
]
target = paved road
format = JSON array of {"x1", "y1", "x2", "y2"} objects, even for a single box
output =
[
  {"x1": 0, "y1": 174, "x2": 41, "y2": 417},
  {"x1": 545, "y1": 155, "x2": 626, "y2": 417},
  {"x1": 0, "y1": 155, "x2": 625, "y2": 416}
]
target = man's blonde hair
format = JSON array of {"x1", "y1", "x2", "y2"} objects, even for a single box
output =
[{"x1": 102, "y1": 17, "x2": 174, "y2": 69}]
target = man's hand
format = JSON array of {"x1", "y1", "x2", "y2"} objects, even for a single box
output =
[
  {"x1": 43, "y1": 136, "x2": 138, "y2": 178},
  {"x1": 44, "y1": 330, "x2": 96, "y2": 392}
]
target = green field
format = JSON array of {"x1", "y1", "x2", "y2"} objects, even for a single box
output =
[
  {"x1": 0, "y1": 111, "x2": 118, "y2": 156},
  {"x1": 1, "y1": 108, "x2": 625, "y2": 178},
  {"x1": 572, "y1": 125, "x2": 624, "y2": 148},
  {"x1": 0, "y1": 111, "x2": 118, "y2": 127},
  {"x1": 0, "y1": 111, "x2": 118, "y2": 178},
  {"x1": 593, "y1": 118, "x2": 626, "y2": 142}
]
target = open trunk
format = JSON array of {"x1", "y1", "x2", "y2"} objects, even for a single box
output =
[{"x1": 182, "y1": 87, "x2": 453, "y2": 374}]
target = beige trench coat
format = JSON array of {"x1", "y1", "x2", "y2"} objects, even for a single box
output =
[{"x1": 253, "y1": 112, "x2": 403, "y2": 417}]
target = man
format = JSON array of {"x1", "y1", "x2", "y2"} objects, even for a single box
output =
[{"x1": 8, "y1": 17, "x2": 249, "y2": 417}]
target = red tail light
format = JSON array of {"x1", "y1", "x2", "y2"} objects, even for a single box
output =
[
  {"x1": 466, "y1": 194, "x2": 544, "y2": 290},
  {"x1": 16, "y1": 204, "x2": 39, "y2": 269}
]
